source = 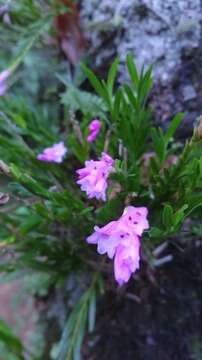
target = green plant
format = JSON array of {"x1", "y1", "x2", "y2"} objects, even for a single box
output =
[{"x1": 0, "y1": 4, "x2": 202, "y2": 358}]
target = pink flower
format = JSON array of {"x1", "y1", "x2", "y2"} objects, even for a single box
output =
[
  {"x1": 37, "y1": 141, "x2": 67, "y2": 163},
  {"x1": 86, "y1": 205, "x2": 149, "y2": 284},
  {"x1": 86, "y1": 119, "x2": 101, "y2": 143},
  {"x1": 0, "y1": 69, "x2": 10, "y2": 96},
  {"x1": 114, "y1": 236, "x2": 140, "y2": 285},
  {"x1": 76, "y1": 152, "x2": 114, "y2": 201},
  {"x1": 121, "y1": 206, "x2": 149, "y2": 236}
]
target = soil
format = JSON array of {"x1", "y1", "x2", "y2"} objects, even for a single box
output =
[{"x1": 83, "y1": 239, "x2": 202, "y2": 360}]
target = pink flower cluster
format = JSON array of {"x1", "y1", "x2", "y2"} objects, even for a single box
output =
[
  {"x1": 0, "y1": 69, "x2": 10, "y2": 96},
  {"x1": 34, "y1": 118, "x2": 149, "y2": 286},
  {"x1": 86, "y1": 119, "x2": 101, "y2": 143},
  {"x1": 76, "y1": 152, "x2": 114, "y2": 201},
  {"x1": 87, "y1": 206, "x2": 149, "y2": 285},
  {"x1": 37, "y1": 141, "x2": 67, "y2": 163}
]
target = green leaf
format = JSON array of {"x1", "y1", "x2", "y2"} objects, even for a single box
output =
[
  {"x1": 174, "y1": 204, "x2": 188, "y2": 227},
  {"x1": 126, "y1": 53, "x2": 139, "y2": 90},
  {"x1": 95, "y1": 197, "x2": 123, "y2": 223},
  {"x1": 186, "y1": 193, "x2": 202, "y2": 216},
  {"x1": 107, "y1": 58, "x2": 119, "y2": 96},
  {"x1": 19, "y1": 213, "x2": 43, "y2": 235},
  {"x1": 0, "y1": 236, "x2": 16, "y2": 246},
  {"x1": 73, "y1": 311, "x2": 86, "y2": 360},
  {"x1": 57, "y1": 294, "x2": 88, "y2": 360},
  {"x1": 114, "y1": 159, "x2": 122, "y2": 171},
  {"x1": 33, "y1": 202, "x2": 51, "y2": 219},
  {"x1": 192, "y1": 225, "x2": 202, "y2": 236},
  {"x1": 162, "y1": 204, "x2": 174, "y2": 229},
  {"x1": 10, "y1": 164, "x2": 50, "y2": 198},
  {"x1": 61, "y1": 87, "x2": 106, "y2": 116},
  {"x1": 11, "y1": 14, "x2": 52, "y2": 71},
  {"x1": 57, "y1": 277, "x2": 98, "y2": 360},
  {"x1": 149, "y1": 157, "x2": 159, "y2": 175},
  {"x1": 67, "y1": 135, "x2": 87, "y2": 163},
  {"x1": 50, "y1": 190, "x2": 84, "y2": 211},
  {"x1": 112, "y1": 88, "x2": 122, "y2": 120},
  {"x1": 164, "y1": 113, "x2": 184, "y2": 144},
  {"x1": 0, "y1": 320, "x2": 23, "y2": 356},
  {"x1": 149, "y1": 227, "x2": 163, "y2": 238},
  {"x1": 151, "y1": 127, "x2": 165, "y2": 163},
  {"x1": 9, "y1": 164, "x2": 21, "y2": 179},
  {"x1": 123, "y1": 83, "x2": 138, "y2": 109},
  {"x1": 81, "y1": 63, "x2": 106, "y2": 100},
  {"x1": 88, "y1": 290, "x2": 96, "y2": 333},
  {"x1": 138, "y1": 65, "x2": 152, "y2": 102},
  {"x1": 9, "y1": 113, "x2": 27, "y2": 130}
]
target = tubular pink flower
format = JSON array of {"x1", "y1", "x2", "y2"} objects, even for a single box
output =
[
  {"x1": 86, "y1": 205, "x2": 149, "y2": 284},
  {"x1": 37, "y1": 141, "x2": 67, "y2": 163},
  {"x1": 0, "y1": 69, "x2": 10, "y2": 96},
  {"x1": 87, "y1": 215, "x2": 137, "y2": 259},
  {"x1": 114, "y1": 236, "x2": 140, "y2": 285},
  {"x1": 121, "y1": 206, "x2": 149, "y2": 236},
  {"x1": 76, "y1": 152, "x2": 114, "y2": 201},
  {"x1": 86, "y1": 119, "x2": 101, "y2": 143}
]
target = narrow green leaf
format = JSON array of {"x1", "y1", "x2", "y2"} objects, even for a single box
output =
[
  {"x1": 123, "y1": 84, "x2": 138, "y2": 109},
  {"x1": 174, "y1": 204, "x2": 188, "y2": 227},
  {"x1": 126, "y1": 53, "x2": 139, "y2": 90},
  {"x1": 164, "y1": 113, "x2": 184, "y2": 144},
  {"x1": 162, "y1": 204, "x2": 174, "y2": 229},
  {"x1": 186, "y1": 193, "x2": 202, "y2": 217},
  {"x1": 0, "y1": 320, "x2": 23, "y2": 356},
  {"x1": 10, "y1": 14, "x2": 52, "y2": 71},
  {"x1": 107, "y1": 57, "x2": 119, "y2": 96},
  {"x1": 9, "y1": 113, "x2": 27, "y2": 130},
  {"x1": 149, "y1": 227, "x2": 163, "y2": 238},
  {"x1": 88, "y1": 290, "x2": 96, "y2": 333},
  {"x1": 81, "y1": 63, "x2": 105, "y2": 99},
  {"x1": 151, "y1": 127, "x2": 165, "y2": 163},
  {"x1": 10, "y1": 164, "x2": 50, "y2": 198},
  {"x1": 112, "y1": 88, "x2": 122, "y2": 120},
  {"x1": 57, "y1": 291, "x2": 90, "y2": 360},
  {"x1": 19, "y1": 214, "x2": 42, "y2": 235},
  {"x1": 73, "y1": 311, "x2": 87, "y2": 360},
  {"x1": 138, "y1": 65, "x2": 152, "y2": 102}
]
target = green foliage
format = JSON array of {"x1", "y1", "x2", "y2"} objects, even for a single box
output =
[
  {"x1": 0, "y1": 319, "x2": 23, "y2": 359},
  {"x1": 56, "y1": 275, "x2": 99, "y2": 360},
  {"x1": 61, "y1": 87, "x2": 106, "y2": 117}
]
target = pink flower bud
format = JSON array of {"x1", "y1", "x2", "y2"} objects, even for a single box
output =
[{"x1": 86, "y1": 119, "x2": 101, "y2": 143}]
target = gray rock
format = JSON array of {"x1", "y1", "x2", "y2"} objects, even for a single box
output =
[
  {"x1": 81, "y1": 0, "x2": 200, "y2": 84},
  {"x1": 182, "y1": 84, "x2": 197, "y2": 102},
  {"x1": 80, "y1": 0, "x2": 201, "y2": 134}
]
